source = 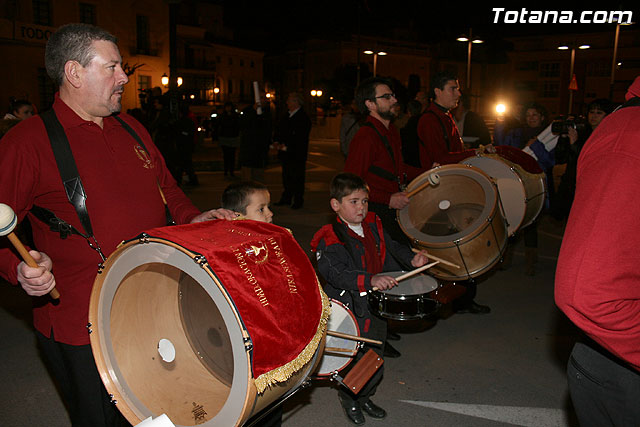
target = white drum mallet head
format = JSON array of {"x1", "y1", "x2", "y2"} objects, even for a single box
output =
[
  {"x1": 0, "y1": 203, "x2": 60, "y2": 299},
  {"x1": 0, "y1": 203, "x2": 18, "y2": 237}
]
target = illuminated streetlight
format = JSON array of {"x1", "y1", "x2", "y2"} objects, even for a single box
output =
[
  {"x1": 161, "y1": 73, "x2": 169, "y2": 87},
  {"x1": 310, "y1": 90, "x2": 317, "y2": 96},
  {"x1": 177, "y1": 77, "x2": 183, "y2": 87},
  {"x1": 363, "y1": 50, "x2": 387, "y2": 77},
  {"x1": 557, "y1": 43, "x2": 590, "y2": 113},
  {"x1": 495, "y1": 103, "x2": 506, "y2": 115},
  {"x1": 456, "y1": 28, "x2": 483, "y2": 89}
]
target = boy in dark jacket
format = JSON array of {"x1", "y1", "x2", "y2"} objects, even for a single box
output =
[{"x1": 311, "y1": 173, "x2": 427, "y2": 425}]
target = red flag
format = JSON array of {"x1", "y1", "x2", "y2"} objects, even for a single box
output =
[{"x1": 569, "y1": 74, "x2": 578, "y2": 91}]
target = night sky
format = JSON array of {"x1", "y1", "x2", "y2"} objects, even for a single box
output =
[{"x1": 223, "y1": 1, "x2": 637, "y2": 52}]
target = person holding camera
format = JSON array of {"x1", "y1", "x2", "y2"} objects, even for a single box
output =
[{"x1": 551, "y1": 99, "x2": 613, "y2": 221}]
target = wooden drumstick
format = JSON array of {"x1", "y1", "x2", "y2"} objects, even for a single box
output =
[
  {"x1": 0, "y1": 203, "x2": 60, "y2": 299},
  {"x1": 326, "y1": 330, "x2": 383, "y2": 346},
  {"x1": 371, "y1": 260, "x2": 440, "y2": 291},
  {"x1": 324, "y1": 347, "x2": 357, "y2": 354},
  {"x1": 411, "y1": 248, "x2": 461, "y2": 269},
  {"x1": 405, "y1": 172, "x2": 440, "y2": 198}
]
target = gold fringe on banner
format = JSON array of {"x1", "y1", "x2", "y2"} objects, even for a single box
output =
[{"x1": 254, "y1": 278, "x2": 331, "y2": 394}]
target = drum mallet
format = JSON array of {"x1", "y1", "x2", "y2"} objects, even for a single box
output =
[
  {"x1": 371, "y1": 261, "x2": 440, "y2": 292},
  {"x1": 405, "y1": 172, "x2": 440, "y2": 198},
  {"x1": 0, "y1": 203, "x2": 60, "y2": 299},
  {"x1": 411, "y1": 248, "x2": 461, "y2": 269}
]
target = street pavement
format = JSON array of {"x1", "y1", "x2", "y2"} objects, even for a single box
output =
[{"x1": 0, "y1": 137, "x2": 581, "y2": 426}]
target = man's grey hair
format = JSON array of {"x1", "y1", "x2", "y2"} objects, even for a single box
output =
[{"x1": 45, "y1": 23, "x2": 117, "y2": 87}]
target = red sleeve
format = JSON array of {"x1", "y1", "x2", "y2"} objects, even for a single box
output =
[{"x1": 119, "y1": 114, "x2": 201, "y2": 224}]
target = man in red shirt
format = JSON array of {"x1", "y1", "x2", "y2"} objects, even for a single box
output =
[
  {"x1": 0, "y1": 23, "x2": 232, "y2": 426},
  {"x1": 555, "y1": 76, "x2": 640, "y2": 425},
  {"x1": 344, "y1": 77, "x2": 420, "y2": 246},
  {"x1": 416, "y1": 72, "x2": 491, "y2": 315}
]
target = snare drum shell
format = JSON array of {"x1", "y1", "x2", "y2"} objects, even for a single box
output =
[
  {"x1": 368, "y1": 272, "x2": 440, "y2": 321},
  {"x1": 89, "y1": 237, "x2": 321, "y2": 427}
]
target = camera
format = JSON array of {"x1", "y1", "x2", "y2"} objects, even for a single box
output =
[{"x1": 551, "y1": 116, "x2": 587, "y2": 135}]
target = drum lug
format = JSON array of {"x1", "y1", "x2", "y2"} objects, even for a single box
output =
[
  {"x1": 138, "y1": 233, "x2": 150, "y2": 244},
  {"x1": 108, "y1": 394, "x2": 117, "y2": 405},
  {"x1": 86, "y1": 322, "x2": 92, "y2": 334},
  {"x1": 97, "y1": 263, "x2": 105, "y2": 275},
  {"x1": 243, "y1": 337, "x2": 253, "y2": 352},
  {"x1": 193, "y1": 255, "x2": 207, "y2": 266}
]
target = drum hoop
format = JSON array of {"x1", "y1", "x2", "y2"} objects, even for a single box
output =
[
  {"x1": 89, "y1": 238, "x2": 253, "y2": 426},
  {"x1": 398, "y1": 165, "x2": 498, "y2": 244},
  {"x1": 376, "y1": 272, "x2": 439, "y2": 296},
  {"x1": 316, "y1": 299, "x2": 360, "y2": 376}
]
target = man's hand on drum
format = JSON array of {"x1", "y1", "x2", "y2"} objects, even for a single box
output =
[
  {"x1": 476, "y1": 144, "x2": 496, "y2": 155},
  {"x1": 191, "y1": 208, "x2": 238, "y2": 223},
  {"x1": 389, "y1": 192, "x2": 410, "y2": 210},
  {"x1": 371, "y1": 274, "x2": 398, "y2": 290},
  {"x1": 17, "y1": 250, "x2": 56, "y2": 296},
  {"x1": 411, "y1": 252, "x2": 429, "y2": 268}
]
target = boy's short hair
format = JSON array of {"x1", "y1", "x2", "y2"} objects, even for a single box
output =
[
  {"x1": 221, "y1": 181, "x2": 268, "y2": 214},
  {"x1": 330, "y1": 173, "x2": 369, "y2": 202}
]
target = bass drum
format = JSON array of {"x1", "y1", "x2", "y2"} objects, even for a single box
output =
[
  {"x1": 89, "y1": 221, "x2": 327, "y2": 427},
  {"x1": 462, "y1": 152, "x2": 546, "y2": 235},
  {"x1": 398, "y1": 165, "x2": 508, "y2": 281},
  {"x1": 315, "y1": 299, "x2": 360, "y2": 376}
]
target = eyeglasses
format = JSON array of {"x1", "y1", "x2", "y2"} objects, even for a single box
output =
[{"x1": 375, "y1": 93, "x2": 396, "y2": 100}]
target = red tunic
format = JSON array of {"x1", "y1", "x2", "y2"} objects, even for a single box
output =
[
  {"x1": 344, "y1": 116, "x2": 420, "y2": 205},
  {"x1": 555, "y1": 77, "x2": 640, "y2": 371},
  {"x1": 417, "y1": 102, "x2": 475, "y2": 167},
  {"x1": 0, "y1": 94, "x2": 200, "y2": 345}
]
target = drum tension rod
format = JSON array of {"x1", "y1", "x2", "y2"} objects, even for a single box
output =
[
  {"x1": 243, "y1": 337, "x2": 253, "y2": 352},
  {"x1": 86, "y1": 322, "x2": 92, "y2": 334}
]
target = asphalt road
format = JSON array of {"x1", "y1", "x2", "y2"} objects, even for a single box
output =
[{"x1": 0, "y1": 137, "x2": 581, "y2": 426}]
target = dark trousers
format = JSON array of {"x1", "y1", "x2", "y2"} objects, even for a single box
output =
[
  {"x1": 567, "y1": 342, "x2": 640, "y2": 427},
  {"x1": 36, "y1": 330, "x2": 130, "y2": 427},
  {"x1": 280, "y1": 158, "x2": 306, "y2": 204},
  {"x1": 222, "y1": 146, "x2": 237, "y2": 176},
  {"x1": 338, "y1": 314, "x2": 386, "y2": 405}
]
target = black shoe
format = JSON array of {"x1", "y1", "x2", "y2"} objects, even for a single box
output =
[
  {"x1": 383, "y1": 342, "x2": 401, "y2": 358},
  {"x1": 387, "y1": 331, "x2": 401, "y2": 341},
  {"x1": 291, "y1": 202, "x2": 304, "y2": 210},
  {"x1": 340, "y1": 400, "x2": 365, "y2": 425},
  {"x1": 362, "y1": 400, "x2": 387, "y2": 419},
  {"x1": 455, "y1": 301, "x2": 491, "y2": 314}
]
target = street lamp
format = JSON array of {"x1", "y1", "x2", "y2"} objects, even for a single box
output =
[
  {"x1": 610, "y1": 19, "x2": 634, "y2": 98},
  {"x1": 363, "y1": 50, "x2": 387, "y2": 77},
  {"x1": 558, "y1": 43, "x2": 590, "y2": 114},
  {"x1": 456, "y1": 28, "x2": 483, "y2": 89},
  {"x1": 161, "y1": 73, "x2": 169, "y2": 87}
]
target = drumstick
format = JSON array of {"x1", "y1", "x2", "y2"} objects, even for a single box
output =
[
  {"x1": 0, "y1": 204, "x2": 60, "y2": 299},
  {"x1": 394, "y1": 261, "x2": 439, "y2": 282},
  {"x1": 411, "y1": 248, "x2": 461, "y2": 269},
  {"x1": 405, "y1": 172, "x2": 440, "y2": 198},
  {"x1": 324, "y1": 347, "x2": 357, "y2": 354},
  {"x1": 371, "y1": 260, "x2": 440, "y2": 291},
  {"x1": 326, "y1": 330, "x2": 383, "y2": 346}
]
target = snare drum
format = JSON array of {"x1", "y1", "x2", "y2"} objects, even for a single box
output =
[
  {"x1": 398, "y1": 165, "x2": 508, "y2": 281},
  {"x1": 89, "y1": 220, "x2": 329, "y2": 427},
  {"x1": 315, "y1": 299, "x2": 360, "y2": 376},
  {"x1": 462, "y1": 151, "x2": 546, "y2": 235},
  {"x1": 368, "y1": 272, "x2": 440, "y2": 321}
]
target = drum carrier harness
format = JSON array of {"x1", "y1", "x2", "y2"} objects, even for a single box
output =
[
  {"x1": 361, "y1": 122, "x2": 407, "y2": 191},
  {"x1": 31, "y1": 109, "x2": 175, "y2": 264}
]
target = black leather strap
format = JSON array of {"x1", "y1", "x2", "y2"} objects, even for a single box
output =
[{"x1": 40, "y1": 109, "x2": 94, "y2": 238}]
